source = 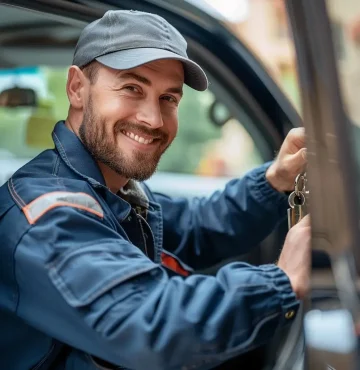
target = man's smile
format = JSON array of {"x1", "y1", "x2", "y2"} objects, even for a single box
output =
[{"x1": 121, "y1": 129, "x2": 155, "y2": 145}]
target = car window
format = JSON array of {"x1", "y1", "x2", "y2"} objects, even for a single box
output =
[
  {"x1": 325, "y1": 0, "x2": 360, "y2": 192},
  {"x1": 0, "y1": 4, "x2": 264, "y2": 187}
]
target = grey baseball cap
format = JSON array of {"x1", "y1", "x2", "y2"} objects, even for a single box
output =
[{"x1": 73, "y1": 10, "x2": 208, "y2": 91}]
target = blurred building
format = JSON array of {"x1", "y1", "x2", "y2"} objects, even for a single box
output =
[
  {"x1": 206, "y1": 0, "x2": 360, "y2": 124},
  {"x1": 223, "y1": 0, "x2": 300, "y2": 110},
  {"x1": 327, "y1": 0, "x2": 360, "y2": 126}
]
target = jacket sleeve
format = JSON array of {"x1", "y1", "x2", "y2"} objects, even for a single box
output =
[
  {"x1": 12, "y1": 204, "x2": 298, "y2": 370},
  {"x1": 150, "y1": 162, "x2": 289, "y2": 270}
]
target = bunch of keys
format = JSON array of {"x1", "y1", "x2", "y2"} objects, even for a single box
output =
[{"x1": 288, "y1": 173, "x2": 309, "y2": 229}]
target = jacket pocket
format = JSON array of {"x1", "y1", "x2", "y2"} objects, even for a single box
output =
[{"x1": 47, "y1": 242, "x2": 157, "y2": 307}]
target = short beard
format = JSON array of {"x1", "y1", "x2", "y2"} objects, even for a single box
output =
[{"x1": 79, "y1": 96, "x2": 170, "y2": 181}]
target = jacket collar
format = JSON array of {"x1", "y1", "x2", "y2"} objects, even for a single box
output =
[
  {"x1": 119, "y1": 180, "x2": 149, "y2": 210},
  {"x1": 52, "y1": 121, "x2": 106, "y2": 186}
]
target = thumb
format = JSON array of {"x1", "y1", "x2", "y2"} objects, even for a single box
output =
[
  {"x1": 289, "y1": 148, "x2": 307, "y2": 172},
  {"x1": 296, "y1": 147, "x2": 307, "y2": 161},
  {"x1": 286, "y1": 127, "x2": 306, "y2": 152}
]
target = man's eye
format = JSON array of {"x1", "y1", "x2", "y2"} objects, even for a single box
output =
[
  {"x1": 124, "y1": 86, "x2": 139, "y2": 92},
  {"x1": 161, "y1": 95, "x2": 177, "y2": 103}
]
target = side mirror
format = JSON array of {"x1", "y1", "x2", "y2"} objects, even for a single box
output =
[{"x1": 0, "y1": 87, "x2": 37, "y2": 108}]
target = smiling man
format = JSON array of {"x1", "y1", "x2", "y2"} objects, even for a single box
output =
[
  {"x1": 71, "y1": 59, "x2": 183, "y2": 191},
  {"x1": 0, "y1": 10, "x2": 310, "y2": 370}
]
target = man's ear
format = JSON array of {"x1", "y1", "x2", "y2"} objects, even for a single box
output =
[{"x1": 66, "y1": 66, "x2": 87, "y2": 109}]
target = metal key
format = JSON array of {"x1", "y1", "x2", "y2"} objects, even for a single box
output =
[{"x1": 287, "y1": 173, "x2": 308, "y2": 229}]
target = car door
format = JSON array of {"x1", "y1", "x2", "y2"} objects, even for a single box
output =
[{"x1": 285, "y1": 0, "x2": 360, "y2": 369}]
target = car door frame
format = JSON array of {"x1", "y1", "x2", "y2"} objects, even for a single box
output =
[{"x1": 286, "y1": 0, "x2": 360, "y2": 368}]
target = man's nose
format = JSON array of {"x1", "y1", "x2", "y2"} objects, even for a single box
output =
[{"x1": 136, "y1": 99, "x2": 164, "y2": 129}]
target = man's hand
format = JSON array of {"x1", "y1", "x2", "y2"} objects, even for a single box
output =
[
  {"x1": 266, "y1": 128, "x2": 306, "y2": 192},
  {"x1": 277, "y1": 215, "x2": 311, "y2": 300}
]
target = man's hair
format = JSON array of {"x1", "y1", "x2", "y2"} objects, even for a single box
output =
[{"x1": 80, "y1": 61, "x2": 101, "y2": 84}]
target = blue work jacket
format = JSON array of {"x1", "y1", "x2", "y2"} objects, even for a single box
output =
[{"x1": 0, "y1": 121, "x2": 299, "y2": 370}]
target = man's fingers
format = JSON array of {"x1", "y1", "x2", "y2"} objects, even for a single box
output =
[
  {"x1": 288, "y1": 127, "x2": 306, "y2": 150},
  {"x1": 285, "y1": 147, "x2": 307, "y2": 175},
  {"x1": 293, "y1": 147, "x2": 307, "y2": 163}
]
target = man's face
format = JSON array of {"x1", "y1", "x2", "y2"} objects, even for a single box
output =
[{"x1": 78, "y1": 59, "x2": 184, "y2": 181}]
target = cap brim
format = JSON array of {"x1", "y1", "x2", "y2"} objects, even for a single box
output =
[{"x1": 96, "y1": 48, "x2": 208, "y2": 91}]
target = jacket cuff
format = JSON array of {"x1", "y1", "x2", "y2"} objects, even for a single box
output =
[
  {"x1": 261, "y1": 264, "x2": 300, "y2": 325},
  {"x1": 248, "y1": 162, "x2": 288, "y2": 216}
]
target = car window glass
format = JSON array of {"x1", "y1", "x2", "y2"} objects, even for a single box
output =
[{"x1": 0, "y1": 4, "x2": 263, "y2": 186}]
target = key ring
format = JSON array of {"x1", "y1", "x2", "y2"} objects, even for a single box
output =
[{"x1": 288, "y1": 191, "x2": 306, "y2": 208}]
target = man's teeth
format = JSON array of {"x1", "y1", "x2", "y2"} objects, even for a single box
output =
[{"x1": 122, "y1": 130, "x2": 154, "y2": 145}]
